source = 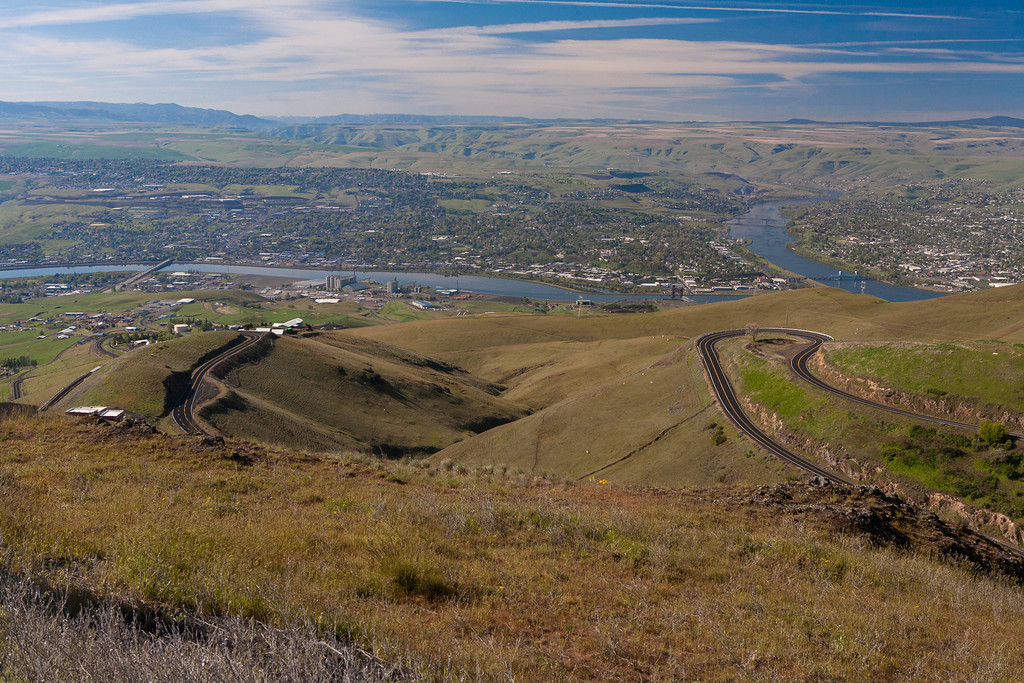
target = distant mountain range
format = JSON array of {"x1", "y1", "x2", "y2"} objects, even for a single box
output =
[
  {"x1": 0, "y1": 100, "x2": 277, "y2": 131},
  {"x1": 1, "y1": 100, "x2": 1021, "y2": 131}
]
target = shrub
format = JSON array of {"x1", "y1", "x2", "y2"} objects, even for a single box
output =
[
  {"x1": 978, "y1": 420, "x2": 1010, "y2": 447},
  {"x1": 712, "y1": 426, "x2": 727, "y2": 446}
]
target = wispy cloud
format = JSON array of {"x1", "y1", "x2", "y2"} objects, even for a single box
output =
[
  {"x1": 454, "y1": 17, "x2": 717, "y2": 34},
  {"x1": 0, "y1": 0, "x2": 304, "y2": 29},
  {"x1": 409, "y1": 0, "x2": 970, "y2": 21},
  {"x1": 0, "y1": 0, "x2": 1016, "y2": 119},
  {"x1": 809, "y1": 39, "x2": 1024, "y2": 48}
]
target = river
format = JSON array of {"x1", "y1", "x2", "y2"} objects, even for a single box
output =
[
  {"x1": 0, "y1": 262, "x2": 743, "y2": 304},
  {"x1": 2, "y1": 199, "x2": 942, "y2": 304},
  {"x1": 728, "y1": 198, "x2": 947, "y2": 302}
]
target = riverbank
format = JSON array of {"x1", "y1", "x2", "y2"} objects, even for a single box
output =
[
  {"x1": 729, "y1": 198, "x2": 947, "y2": 302},
  {"x1": 0, "y1": 261, "x2": 748, "y2": 304},
  {"x1": 0, "y1": 261, "x2": 154, "y2": 273}
]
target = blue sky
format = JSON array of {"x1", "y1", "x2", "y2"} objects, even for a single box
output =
[{"x1": 1, "y1": 1, "x2": 1022, "y2": 121}]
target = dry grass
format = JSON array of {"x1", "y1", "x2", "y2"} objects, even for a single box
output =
[
  {"x1": 0, "y1": 570, "x2": 400, "y2": 681},
  {"x1": 433, "y1": 340, "x2": 792, "y2": 487},
  {"x1": 354, "y1": 284, "x2": 1024, "y2": 357},
  {"x1": 2, "y1": 414, "x2": 1024, "y2": 679},
  {"x1": 205, "y1": 332, "x2": 527, "y2": 455}
]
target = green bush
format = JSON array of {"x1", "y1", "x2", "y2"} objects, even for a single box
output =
[{"x1": 978, "y1": 420, "x2": 1010, "y2": 447}]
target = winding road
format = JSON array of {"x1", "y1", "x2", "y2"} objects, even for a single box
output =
[
  {"x1": 789, "y1": 335, "x2": 1023, "y2": 440},
  {"x1": 698, "y1": 327, "x2": 1024, "y2": 559},
  {"x1": 171, "y1": 331, "x2": 263, "y2": 435},
  {"x1": 698, "y1": 327, "x2": 1021, "y2": 482},
  {"x1": 697, "y1": 329, "x2": 854, "y2": 485}
]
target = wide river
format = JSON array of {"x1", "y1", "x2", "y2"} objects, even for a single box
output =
[
  {"x1": 728, "y1": 198, "x2": 947, "y2": 302},
  {"x1": 0, "y1": 262, "x2": 741, "y2": 304}
]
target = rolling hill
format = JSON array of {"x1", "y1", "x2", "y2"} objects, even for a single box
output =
[
  {"x1": 43, "y1": 282, "x2": 1024, "y2": 536},
  {"x1": 9, "y1": 283, "x2": 1024, "y2": 676},
  {"x1": 197, "y1": 330, "x2": 528, "y2": 455}
]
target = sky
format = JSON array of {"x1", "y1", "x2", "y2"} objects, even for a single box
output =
[{"x1": 1, "y1": 0, "x2": 1023, "y2": 121}]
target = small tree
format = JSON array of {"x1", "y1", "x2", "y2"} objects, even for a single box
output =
[
  {"x1": 745, "y1": 322, "x2": 760, "y2": 342},
  {"x1": 978, "y1": 420, "x2": 1010, "y2": 446}
]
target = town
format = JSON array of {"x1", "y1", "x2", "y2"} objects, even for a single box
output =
[
  {"x1": 0, "y1": 157, "x2": 788, "y2": 296},
  {"x1": 787, "y1": 180, "x2": 1024, "y2": 292}
]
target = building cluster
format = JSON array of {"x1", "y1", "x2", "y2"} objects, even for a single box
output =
[
  {"x1": 792, "y1": 184, "x2": 1024, "y2": 291},
  {"x1": 0, "y1": 159, "x2": 768, "y2": 297}
]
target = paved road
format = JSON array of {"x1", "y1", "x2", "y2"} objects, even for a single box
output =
[
  {"x1": 171, "y1": 332, "x2": 263, "y2": 435},
  {"x1": 699, "y1": 328, "x2": 1024, "y2": 557},
  {"x1": 696, "y1": 329, "x2": 853, "y2": 485},
  {"x1": 788, "y1": 334, "x2": 1023, "y2": 440}
]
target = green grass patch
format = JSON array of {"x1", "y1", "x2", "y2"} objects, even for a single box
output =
[
  {"x1": 2, "y1": 142, "x2": 195, "y2": 161},
  {"x1": 737, "y1": 349, "x2": 833, "y2": 431},
  {"x1": 0, "y1": 333, "x2": 79, "y2": 367},
  {"x1": 0, "y1": 201, "x2": 106, "y2": 244},
  {"x1": 829, "y1": 342, "x2": 1024, "y2": 413},
  {"x1": 378, "y1": 301, "x2": 437, "y2": 322},
  {"x1": 439, "y1": 199, "x2": 493, "y2": 213}
]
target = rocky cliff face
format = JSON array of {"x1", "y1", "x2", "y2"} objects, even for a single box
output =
[
  {"x1": 726, "y1": 348, "x2": 1022, "y2": 548},
  {"x1": 812, "y1": 352, "x2": 1024, "y2": 432},
  {"x1": 715, "y1": 479, "x2": 1024, "y2": 581}
]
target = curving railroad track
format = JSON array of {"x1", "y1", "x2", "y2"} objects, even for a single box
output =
[{"x1": 10, "y1": 340, "x2": 84, "y2": 402}]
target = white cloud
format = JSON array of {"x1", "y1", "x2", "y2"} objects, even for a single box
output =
[
  {"x1": 0, "y1": 0, "x2": 1014, "y2": 117},
  {"x1": 407, "y1": 0, "x2": 969, "y2": 21}
]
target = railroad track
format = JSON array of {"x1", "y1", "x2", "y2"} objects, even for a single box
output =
[
  {"x1": 92, "y1": 337, "x2": 118, "y2": 359},
  {"x1": 10, "y1": 340, "x2": 85, "y2": 403},
  {"x1": 171, "y1": 332, "x2": 264, "y2": 435},
  {"x1": 39, "y1": 365, "x2": 103, "y2": 412}
]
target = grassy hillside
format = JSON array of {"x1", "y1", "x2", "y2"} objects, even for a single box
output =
[
  {"x1": 825, "y1": 340, "x2": 1024, "y2": 419},
  {"x1": 5, "y1": 121, "x2": 1024, "y2": 191},
  {"x1": 2, "y1": 414, "x2": 1024, "y2": 679},
  {"x1": 434, "y1": 336, "x2": 792, "y2": 487},
  {"x1": 58, "y1": 331, "x2": 241, "y2": 419},
  {"x1": 352, "y1": 285, "x2": 1024, "y2": 360},
  {"x1": 719, "y1": 333, "x2": 1024, "y2": 528},
  {"x1": 280, "y1": 121, "x2": 1024, "y2": 190},
  {"x1": 202, "y1": 331, "x2": 528, "y2": 455},
  {"x1": 319, "y1": 286, "x2": 1024, "y2": 489},
  {"x1": 42, "y1": 283, "x2": 1024, "y2": 503}
]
